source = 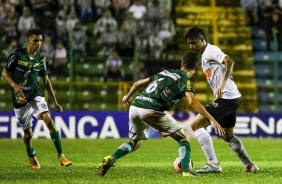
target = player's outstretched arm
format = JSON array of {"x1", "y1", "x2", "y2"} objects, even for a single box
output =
[
  {"x1": 122, "y1": 78, "x2": 150, "y2": 107},
  {"x1": 185, "y1": 91, "x2": 225, "y2": 136},
  {"x1": 42, "y1": 75, "x2": 63, "y2": 112}
]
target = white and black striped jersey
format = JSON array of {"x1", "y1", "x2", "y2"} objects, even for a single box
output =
[{"x1": 201, "y1": 43, "x2": 241, "y2": 99}]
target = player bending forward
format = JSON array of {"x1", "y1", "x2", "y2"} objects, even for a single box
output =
[{"x1": 97, "y1": 51, "x2": 225, "y2": 177}]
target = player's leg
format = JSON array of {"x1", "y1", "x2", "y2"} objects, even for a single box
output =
[
  {"x1": 191, "y1": 98, "x2": 235, "y2": 173},
  {"x1": 33, "y1": 96, "x2": 72, "y2": 167},
  {"x1": 219, "y1": 97, "x2": 258, "y2": 172},
  {"x1": 40, "y1": 111, "x2": 72, "y2": 167},
  {"x1": 97, "y1": 139, "x2": 139, "y2": 177},
  {"x1": 191, "y1": 114, "x2": 222, "y2": 173},
  {"x1": 23, "y1": 128, "x2": 34, "y2": 157},
  {"x1": 23, "y1": 128, "x2": 41, "y2": 168},
  {"x1": 148, "y1": 111, "x2": 195, "y2": 177},
  {"x1": 15, "y1": 105, "x2": 40, "y2": 168},
  {"x1": 222, "y1": 127, "x2": 259, "y2": 173},
  {"x1": 170, "y1": 129, "x2": 196, "y2": 177},
  {"x1": 97, "y1": 106, "x2": 149, "y2": 176}
]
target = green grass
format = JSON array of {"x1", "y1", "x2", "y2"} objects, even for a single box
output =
[{"x1": 0, "y1": 138, "x2": 282, "y2": 184}]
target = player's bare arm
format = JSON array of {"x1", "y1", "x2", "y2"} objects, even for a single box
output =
[
  {"x1": 122, "y1": 78, "x2": 150, "y2": 107},
  {"x1": 42, "y1": 75, "x2": 63, "y2": 112},
  {"x1": 218, "y1": 56, "x2": 235, "y2": 97},
  {"x1": 1, "y1": 68, "x2": 26, "y2": 99},
  {"x1": 185, "y1": 91, "x2": 225, "y2": 136}
]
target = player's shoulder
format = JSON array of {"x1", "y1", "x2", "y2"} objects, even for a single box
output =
[
  {"x1": 16, "y1": 48, "x2": 25, "y2": 52},
  {"x1": 12, "y1": 48, "x2": 25, "y2": 55},
  {"x1": 169, "y1": 69, "x2": 186, "y2": 77},
  {"x1": 204, "y1": 43, "x2": 224, "y2": 55},
  {"x1": 206, "y1": 43, "x2": 221, "y2": 50},
  {"x1": 8, "y1": 48, "x2": 27, "y2": 59}
]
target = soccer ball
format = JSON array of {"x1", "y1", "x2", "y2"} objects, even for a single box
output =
[{"x1": 173, "y1": 157, "x2": 193, "y2": 172}]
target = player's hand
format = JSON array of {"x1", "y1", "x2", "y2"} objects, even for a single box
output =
[
  {"x1": 16, "y1": 95, "x2": 27, "y2": 104},
  {"x1": 122, "y1": 95, "x2": 131, "y2": 107},
  {"x1": 217, "y1": 81, "x2": 225, "y2": 97},
  {"x1": 54, "y1": 103, "x2": 63, "y2": 112},
  {"x1": 209, "y1": 119, "x2": 225, "y2": 136},
  {"x1": 13, "y1": 84, "x2": 26, "y2": 101},
  {"x1": 14, "y1": 85, "x2": 27, "y2": 104}
]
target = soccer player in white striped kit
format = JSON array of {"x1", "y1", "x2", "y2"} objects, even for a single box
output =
[{"x1": 185, "y1": 27, "x2": 259, "y2": 173}]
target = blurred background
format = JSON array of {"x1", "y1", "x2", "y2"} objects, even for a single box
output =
[{"x1": 0, "y1": 0, "x2": 282, "y2": 113}]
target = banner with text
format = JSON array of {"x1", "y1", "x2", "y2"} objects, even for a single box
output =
[{"x1": 0, "y1": 111, "x2": 282, "y2": 138}]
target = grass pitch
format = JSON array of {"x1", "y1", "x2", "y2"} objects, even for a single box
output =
[{"x1": 0, "y1": 138, "x2": 282, "y2": 184}]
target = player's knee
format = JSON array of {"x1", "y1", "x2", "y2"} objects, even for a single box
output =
[
  {"x1": 190, "y1": 123, "x2": 197, "y2": 131},
  {"x1": 221, "y1": 133, "x2": 233, "y2": 142},
  {"x1": 45, "y1": 120, "x2": 56, "y2": 131},
  {"x1": 23, "y1": 131, "x2": 33, "y2": 140},
  {"x1": 221, "y1": 128, "x2": 234, "y2": 142},
  {"x1": 191, "y1": 115, "x2": 210, "y2": 131},
  {"x1": 130, "y1": 140, "x2": 142, "y2": 151},
  {"x1": 43, "y1": 117, "x2": 56, "y2": 131},
  {"x1": 41, "y1": 113, "x2": 56, "y2": 131},
  {"x1": 191, "y1": 121, "x2": 207, "y2": 131},
  {"x1": 170, "y1": 130, "x2": 187, "y2": 142}
]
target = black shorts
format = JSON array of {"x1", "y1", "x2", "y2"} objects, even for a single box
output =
[{"x1": 205, "y1": 97, "x2": 241, "y2": 128}]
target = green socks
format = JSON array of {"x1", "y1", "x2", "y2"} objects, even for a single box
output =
[
  {"x1": 26, "y1": 147, "x2": 36, "y2": 157},
  {"x1": 112, "y1": 142, "x2": 135, "y2": 160},
  {"x1": 178, "y1": 141, "x2": 191, "y2": 172},
  {"x1": 50, "y1": 131, "x2": 63, "y2": 156}
]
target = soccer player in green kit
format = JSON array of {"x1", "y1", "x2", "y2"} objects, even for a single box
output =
[
  {"x1": 1, "y1": 28, "x2": 72, "y2": 168},
  {"x1": 97, "y1": 51, "x2": 225, "y2": 177}
]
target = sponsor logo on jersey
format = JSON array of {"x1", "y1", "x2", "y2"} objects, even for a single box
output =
[
  {"x1": 19, "y1": 79, "x2": 27, "y2": 86},
  {"x1": 7, "y1": 55, "x2": 16, "y2": 68},
  {"x1": 186, "y1": 80, "x2": 192, "y2": 90},
  {"x1": 41, "y1": 104, "x2": 48, "y2": 109},
  {"x1": 204, "y1": 70, "x2": 212, "y2": 78},
  {"x1": 161, "y1": 87, "x2": 172, "y2": 98},
  {"x1": 16, "y1": 67, "x2": 25, "y2": 72},
  {"x1": 33, "y1": 63, "x2": 40, "y2": 67},
  {"x1": 23, "y1": 70, "x2": 31, "y2": 78},
  {"x1": 164, "y1": 88, "x2": 172, "y2": 94},
  {"x1": 18, "y1": 60, "x2": 28, "y2": 66},
  {"x1": 136, "y1": 96, "x2": 154, "y2": 103},
  {"x1": 21, "y1": 87, "x2": 31, "y2": 90},
  {"x1": 159, "y1": 70, "x2": 180, "y2": 81}
]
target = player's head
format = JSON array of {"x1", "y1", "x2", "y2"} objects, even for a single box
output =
[
  {"x1": 26, "y1": 28, "x2": 43, "y2": 53},
  {"x1": 181, "y1": 51, "x2": 198, "y2": 78},
  {"x1": 26, "y1": 28, "x2": 43, "y2": 39},
  {"x1": 184, "y1": 27, "x2": 207, "y2": 54}
]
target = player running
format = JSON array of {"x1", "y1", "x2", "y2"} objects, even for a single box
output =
[
  {"x1": 1, "y1": 28, "x2": 72, "y2": 168},
  {"x1": 97, "y1": 51, "x2": 225, "y2": 177}
]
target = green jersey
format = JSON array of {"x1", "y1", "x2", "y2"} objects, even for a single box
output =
[
  {"x1": 4, "y1": 48, "x2": 49, "y2": 108},
  {"x1": 132, "y1": 69, "x2": 195, "y2": 111}
]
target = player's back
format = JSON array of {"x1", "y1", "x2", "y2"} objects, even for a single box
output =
[{"x1": 132, "y1": 69, "x2": 189, "y2": 111}]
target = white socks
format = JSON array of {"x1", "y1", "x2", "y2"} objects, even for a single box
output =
[
  {"x1": 194, "y1": 128, "x2": 253, "y2": 167},
  {"x1": 194, "y1": 128, "x2": 219, "y2": 165},
  {"x1": 227, "y1": 136, "x2": 253, "y2": 166}
]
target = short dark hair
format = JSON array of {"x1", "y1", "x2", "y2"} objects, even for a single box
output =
[
  {"x1": 26, "y1": 28, "x2": 43, "y2": 38},
  {"x1": 184, "y1": 27, "x2": 205, "y2": 40},
  {"x1": 181, "y1": 51, "x2": 198, "y2": 69}
]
